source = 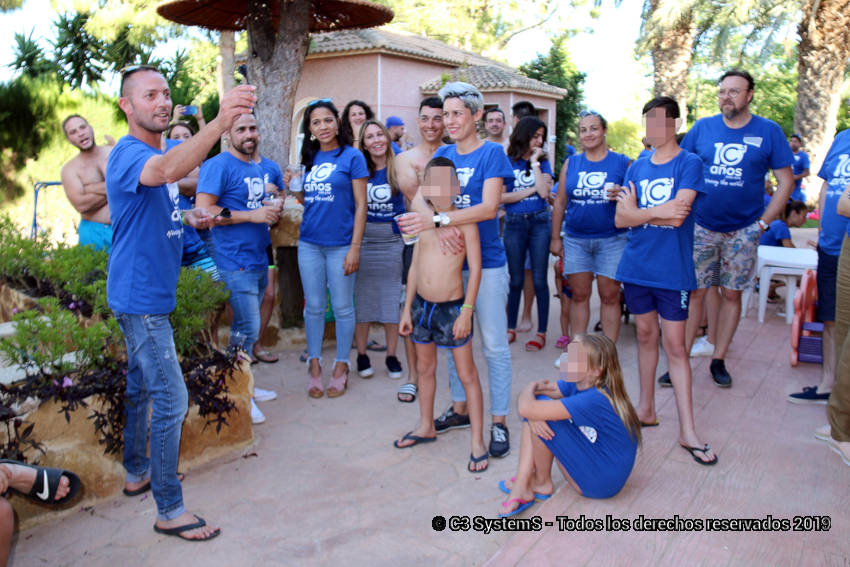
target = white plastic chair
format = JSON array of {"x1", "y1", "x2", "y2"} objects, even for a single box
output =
[{"x1": 756, "y1": 245, "x2": 818, "y2": 324}]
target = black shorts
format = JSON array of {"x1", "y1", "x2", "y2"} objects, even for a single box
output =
[
  {"x1": 401, "y1": 244, "x2": 414, "y2": 285},
  {"x1": 816, "y1": 245, "x2": 838, "y2": 322},
  {"x1": 623, "y1": 283, "x2": 690, "y2": 322},
  {"x1": 410, "y1": 294, "x2": 472, "y2": 348}
]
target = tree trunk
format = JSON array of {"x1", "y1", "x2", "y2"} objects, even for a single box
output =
[
  {"x1": 794, "y1": 0, "x2": 850, "y2": 182},
  {"x1": 246, "y1": 0, "x2": 311, "y2": 167},
  {"x1": 218, "y1": 30, "x2": 236, "y2": 151},
  {"x1": 648, "y1": 0, "x2": 695, "y2": 128}
]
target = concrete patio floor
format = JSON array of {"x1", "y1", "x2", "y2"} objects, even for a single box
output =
[{"x1": 11, "y1": 230, "x2": 848, "y2": 566}]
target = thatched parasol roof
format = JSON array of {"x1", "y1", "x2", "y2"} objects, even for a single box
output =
[{"x1": 157, "y1": 0, "x2": 394, "y2": 32}]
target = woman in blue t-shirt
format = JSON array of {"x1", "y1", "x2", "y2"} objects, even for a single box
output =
[
  {"x1": 296, "y1": 99, "x2": 369, "y2": 399},
  {"x1": 497, "y1": 333, "x2": 641, "y2": 517},
  {"x1": 502, "y1": 117, "x2": 554, "y2": 351},
  {"x1": 353, "y1": 120, "x2": 406, "y2": 380},
  {"x1": 759, "y1": 200, "x2": 807, "y2": 247},
  {"x1": 551, "y1": 110, "x2": 631, "y2": 345}
]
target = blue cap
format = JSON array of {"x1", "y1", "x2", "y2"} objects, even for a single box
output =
[{"x1": 385, "y1": 116, "x2": 404, "y2": 127}]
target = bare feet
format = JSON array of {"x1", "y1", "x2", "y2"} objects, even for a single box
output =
[
  {"x1": 154, "y1": 512, "x2": 220, "y2": 541},
  {"x1": 469, "y1": 440, "x2": 489, "y2": 472},
  {"x1": 499, "y1": 482, "x2": 535, "y2": 516},
  {"x1": 679, "y1": 438, "x2": 717, "y2": 465},
  {"x1": 517, "y1": 318, "x2": 533, "y2": 333}
]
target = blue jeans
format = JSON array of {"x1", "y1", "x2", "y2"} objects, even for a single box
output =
[
  {"x1": 447, "y1": 266, "x2": 512, "y2": 416},
  {"x1": 114, "y1": 312, "x2": 188, "y2": 521},
  {"x1": 503, "y1": 209, "x2": 551, "y2": 333},
  {"x1": 220, "y1": 269, "x2": 268, "y2": 356},
  {"x1": 297, "y1": 240, "x2": 356, "y2": 365}
]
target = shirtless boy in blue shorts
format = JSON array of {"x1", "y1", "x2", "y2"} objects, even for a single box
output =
[{"x1": 395, "y1": 157, "x2": 488, "y2": 472}]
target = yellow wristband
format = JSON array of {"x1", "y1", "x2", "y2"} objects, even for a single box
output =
[{"x1": 461, "y1": 304, "x2": 474, "y2": 311}]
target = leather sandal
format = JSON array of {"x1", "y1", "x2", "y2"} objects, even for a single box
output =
[
  {"x1": 327, "y1": 366, "x2": 349, "y2": 398},
  {"x1": 525, "y1": 333, "x2": 545, "y2": 352}
]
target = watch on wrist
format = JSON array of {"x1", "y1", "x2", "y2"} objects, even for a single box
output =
[
  {"x1": 758, "y1": 219, "x2": 769, "y2": 231},
  {"x1": 433, "y1": 213, "x2": 441, "y2": 228},
  {"x1": 439, "y1": 212, "x2": 451, "y2": 227}
]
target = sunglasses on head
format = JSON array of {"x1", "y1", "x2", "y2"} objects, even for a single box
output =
[{"x1": 119, "y1": 64, "x2": 159, "y2": 96}]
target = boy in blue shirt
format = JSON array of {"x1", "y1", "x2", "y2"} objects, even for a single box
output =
[
  {"x1": 613, "y1": 96, "x2": 717, "y2": 466},
  {"x1": 789, "y1": 134, "x2": 811, "y2": 202},
  {"x1": 107, "y1": 65, "x2": 256, "y2": 541}
]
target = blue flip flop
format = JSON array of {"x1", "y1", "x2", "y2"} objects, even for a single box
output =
[
  {"x1": 498, "y1": 478, "x2": 551, "y2": 501},
  {"x1": 498, "y1": 497, "x2": 536, "y2": 518},
  {"x1": 393, "y1": 431, "x2": 437, "y2": 449}
]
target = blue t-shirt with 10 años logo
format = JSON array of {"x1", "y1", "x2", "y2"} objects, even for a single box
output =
[
  {"x1": 433, "y1": 141, "x2": 514, "y2": 269},
  {"x1": 816, "y1": 130, "x2": 850, "y2": 249},
  {"x1": 504, "y1": 157, "x2": 553, "y2": 214},
  {"x1": 300, "y1": 146, "x2": 369, "y2": 247},
  {"x1": 198, "y1": 152, "x2": 271, "y2": 272},
  {"x1": 366, "y1": 167, "x2": 405, "y2": 225},
  {"x1": 681, "y1": 114, "x2": 793, "y2": 232},
  {"x1": 106, "y1": 136, "x2": 184, "y2": 314},
  {"x1": 615, "y1": 150, "x2": 705, "y2": 291},
  {"x1": 563, "y1": 151, "x2": 631, "y2": 238}
]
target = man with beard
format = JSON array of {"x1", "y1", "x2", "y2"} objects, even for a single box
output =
[
  {"x1": 195, "y1": 113, "x2": 282, "y2": 424},
  {"x1": 394, "y1": 97, "x2": 445, "y2": 404},
  {"x1": 107, "y1": 65, "x2": 256, "y2": 540},
  {"x1": 60, "y1": 115, "x2": 115, "y2": 250},
  {"x1": 484, "y1": 107, "x2": 508, "y2": 151},
  {"x1": 661, "y1": 69, "x2": 793, "y2": 389}
]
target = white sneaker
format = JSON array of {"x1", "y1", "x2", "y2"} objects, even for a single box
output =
[
  {"x1": 814, "y1": 424, "x2": 831, "y2": 442},
  {"x1": 554, "y1": 356, "x2": 561, "y2": 369},
  {"x1": 254, "y1": 387, "x2": 277, "y2": 402},
  {"x1": 690, "y1": 336, "x2": 715, "y2": 358},
  {"x1": 250, "y1": 398, "x2": 266, "y2": 424}
]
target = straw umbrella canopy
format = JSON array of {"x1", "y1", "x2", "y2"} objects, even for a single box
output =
[{"x1": 156, "y1": 0, "x2": 393, "y2": 166}]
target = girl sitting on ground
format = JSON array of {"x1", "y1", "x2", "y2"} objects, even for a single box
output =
[{"x1": 498, "y1": 333, "x2": 640, "y2": 517}]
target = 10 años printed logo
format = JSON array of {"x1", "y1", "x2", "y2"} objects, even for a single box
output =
[
  {"x1": 638, "y1": 177, "x2": 674, "y2": 208},
  {"x1": 711, "y1": 142, "x2": 746, "y2": 177}
]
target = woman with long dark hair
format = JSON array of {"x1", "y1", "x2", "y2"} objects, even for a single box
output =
[
  {"x1": 296, "y1": 99, "x2": 368, "y2": 399},
  {"x1": 353, "y1": 120, "x2": 406, "y2": 380},
  {"x1": 340, "y1": 100, "x2": 374, "y2": 150},
  {"x1": 502, "y1": 116, "x2": 553, "y2": 351}
]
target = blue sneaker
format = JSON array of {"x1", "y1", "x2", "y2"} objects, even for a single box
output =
[{"x1": 787, "y1": 386, "x2": 830, "y2": 404}]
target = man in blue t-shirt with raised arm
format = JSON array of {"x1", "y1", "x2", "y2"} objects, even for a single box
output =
[
  {"x1": 672, "y1": 69, "x2": 794, "y2": 389},
  {"x1": 398, "y1": 82, "x2": 516, "y2": 458},
  {"x1": 106, "y1": 65, "x2": 255, "y2": 542},
  {"x1": 196, "y1": 113, "x2": 282, "y2": 425}
]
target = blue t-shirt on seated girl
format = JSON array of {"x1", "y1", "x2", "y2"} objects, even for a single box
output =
[
  {"x1": 106, "y1": 136, "x2": 183, "y2": 315},
  {"x1": 681, "y1": 114, "x2": 793, "y2": 233},
  {"x1": 616, "y1": 150, "x2": 705, "y2": 291},
  {"x1": 550, "y1": 380, "x2": 637, "y2": 499},
  {"x1": 366, "y1": 168, "x2": 405, "y2": 225},
  {"x1": 198, "y1": 152, "x2": 270, "y2": 272},
  {"x1": 818, "y1": 130, "x2": 850, "y2": 251},
  {"x1": 433, "y1": 141, "x2": 514, "y2": 269},
  {"x1": 563, "y1": 151, "x2": 631, "y2": 238},
  {"x1": 504, "y1": 158, "x2": 552, "y2": 214},
  {"x1": 759, "y1": 219, "x2": 790, "y2": 247},
  {"x1": 300, "y1": 146, "x2": 369, "y2": 247}
]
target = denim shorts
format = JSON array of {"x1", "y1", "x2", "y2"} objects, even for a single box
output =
[
  {"x1": 562, "y1": 233, "x2": 628, "y2": 280},
  {"x1": 623, "y1": 283, "x2": 690, "y2": 322}
]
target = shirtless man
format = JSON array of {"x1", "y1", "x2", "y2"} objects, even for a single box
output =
[
  {"x1": 394, "y1": 96, "x2": 445, "y2": 403},
  {"x1": 60, "y1": 115, "x2": 114, "y2": 251}
]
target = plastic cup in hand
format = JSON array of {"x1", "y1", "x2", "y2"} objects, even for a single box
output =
[
  {"x1": 287, "y1": 164, "x2": 306, "y2": 192},
  {"x1": 394, "y1": 213, "x2": 419, "y2": 246},
  {"x1": 605, "y1": 182, "x2": 617, "y2": 200}
]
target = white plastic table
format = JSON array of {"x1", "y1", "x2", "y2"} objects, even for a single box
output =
[{"x1": 756, "y1": 245, "x2": 818, "y2": 324}]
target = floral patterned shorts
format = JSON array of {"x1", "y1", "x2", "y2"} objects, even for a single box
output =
[{"x1": 693, "y1": 221, "x2": 760, "y2": 291}]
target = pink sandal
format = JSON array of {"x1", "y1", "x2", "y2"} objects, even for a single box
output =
[{"x1": 555, "y1": 335, "x2": 571, "y2": 349}]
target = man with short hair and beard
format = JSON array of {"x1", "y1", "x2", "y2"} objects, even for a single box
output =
[
  {"x1": 60, "y1": 115, "x2": 115, "y2": 251},
  {"x1": 107, "y1": 65, "x2": 255, "y2": 541},
  {"x1": 484, "y1": 107, "x2": 508, "y2": 151},
  {"x1": 195, "y1": 113, "x2": 282, "y2": 424},
  {"x1": 666, "y1": 69, "x2": 794, "y2": 389}
]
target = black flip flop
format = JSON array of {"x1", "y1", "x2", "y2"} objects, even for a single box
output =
[
  {"x1": 124, "y1": 472, "x2": 185, "y2": 496},
  {"x1": 0, "y1": 459, "x2": 81, "y2": 505},
  {"x1": 154, "y1": 514, "x2": 221, "y2": 542},
  {"x1": 393, "y1": 431, "x2": 436, "y2": 449},
  {"x1": 468, "y1": 453, "x2": 489, "y2": 473},
  {"x1": 680, "y1": 443, "x2": 718, "y2": 466}
]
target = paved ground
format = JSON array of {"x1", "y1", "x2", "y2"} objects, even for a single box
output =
[{"x1": 11, "y1": 229, "x2": 848, "y2": 566}]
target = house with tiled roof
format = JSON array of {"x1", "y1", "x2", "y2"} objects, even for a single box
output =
[{"x1": 287, "y1": 27, "x2": 567, "y2": 160}]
